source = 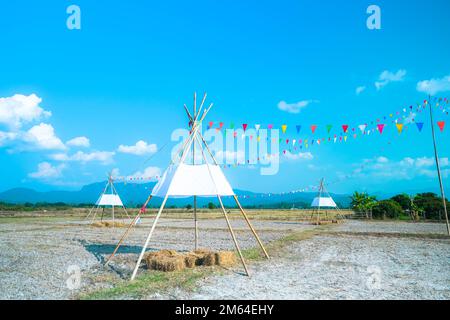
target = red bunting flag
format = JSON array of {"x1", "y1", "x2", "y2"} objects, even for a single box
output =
[
  {"x1": 208, "y1": 121, "x2": 214, "y2": 129},
  {"x1": 242, "y1": 124, "x2": 248, "y2": 132},
  {"x1": 342, "y1": 125, "x2": 349, "y2": 133},
  {"x1": 437, "y1": 121, "x2": 445, "y2": 132},
  {"x1": 311, "y1": 125, "x2": 317, "y2": 134},
  {"x1": 377, "y1": 124, "x2": 385, "y2": 134}
]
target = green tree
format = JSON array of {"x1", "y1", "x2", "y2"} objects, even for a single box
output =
[
  {"x1": 350, "y1": 191, "x2": 377, "y2": 219},
  {"x1": 390, "y1": 194, "x2": 411, "y2": 210},
  {"x1": 186, "y1": 204, "x2": 192, "y2": 210},
  {"x1": 372, "y1": 200, "x2": 403, "y2": 219},
  {"x1": 207, "y1": 202, "x2": 216, "y2": 210},
  {"x1": 413, "y1": 193, "x2": 449, "y2": 220}
]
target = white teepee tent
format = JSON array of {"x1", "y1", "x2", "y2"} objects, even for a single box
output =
[
  {"x1": 85, "y1": 173, "x2": 130, "y2": 225},
  {"x1": 310, "y1": 178, "x2": 344, "y2": 223},
  {"x1": 105, "y1": 93, "x2": 269, "y2": 280}
]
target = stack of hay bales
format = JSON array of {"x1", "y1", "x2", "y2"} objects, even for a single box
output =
[
  {"x1": 91, "y1": 221, "x2": 126, "y2": 228},
  {"x1": 144, "y1": 249, "x2": 237, "y2": 272}
]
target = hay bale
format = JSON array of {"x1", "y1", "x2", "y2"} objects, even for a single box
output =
[
  {"x1": 184, "y1": 253, "x2": 198, "y2": 268},
  {"x1": 203, "y1": 252, "x2": 217, "y2": 266},
  {"x1": 152, "y1": 256, "x2": 185, "y2": 272},
  {"x1": 193, "y1": 249, "x2": 213, "y2": 265},
  {"x1": 91, "y1": 222, "x2": 104, "y2": 228},
  {"x1": 215, "y1": 251, "x2": 236, "y2": 267},
  {"x1": 144, "y1": 250, "x2": 185, "y2": 272}
]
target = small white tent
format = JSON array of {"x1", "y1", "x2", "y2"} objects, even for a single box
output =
[
  {"x1": 105, "y1": 93, "x2": 269, "y2": 280},
  {"x1": 311, "y1": 196, "x2": 337, "y2": 208},
  {"x1": 310, "y1": 178, "x2": 344, "y2": 224},
  {"x1": 86, "y1": 174, "x2": 129, "y2": 225}
]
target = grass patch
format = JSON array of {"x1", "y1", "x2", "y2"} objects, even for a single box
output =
[
  {"x1": 80, "y1": 267, "x2": 215, "y2": 300},
  {"x1": 243, "y1": 224, "x2": 335, "y2": 261}
]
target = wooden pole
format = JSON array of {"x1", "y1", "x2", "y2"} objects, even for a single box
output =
[
  {"x1": 131, "y1": 195, "x2": 169, "y2": 281},
  {"x1": 317, "y1": 178, "x2": 324, "y2": 224},
  {"x1": 193, "y1": 92, "x2": 199, "y2": 250},
  {"x1": 233, "y1": 195, "x2": 269, "y2": 259},
  {"x1": 105, "y1": 195, "x2": 153, "y2": 266},
  {"x1": 217, "y1": 195, "x2": 250, "y2": 276},
  {"x1": 428, "y1": 95, "x2": 450, "y2": 235}
]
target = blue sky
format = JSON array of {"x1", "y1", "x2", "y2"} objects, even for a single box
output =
[{"x1": 1, "y1": 0, "x2": 450, "y2": 195}]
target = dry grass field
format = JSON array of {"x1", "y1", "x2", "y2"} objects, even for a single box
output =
[{"x1": 0, "y1": 209, "x2": 448, "y2": 300}]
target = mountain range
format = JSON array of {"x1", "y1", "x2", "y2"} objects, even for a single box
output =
[{"x1": 0, "y1": 182, "x2": 352, "y2": 208}]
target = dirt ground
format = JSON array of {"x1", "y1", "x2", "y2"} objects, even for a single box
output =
[{"x1": 0, "y1": 214, "x2": 448, "y2": 300}]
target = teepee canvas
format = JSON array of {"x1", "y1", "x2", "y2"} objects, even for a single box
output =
[
  {"x1": 105, "y1": 93, "x2": 269, "y2": 280},
  {"x1": 310, "y1": 178, "x2": 344, "y2": 224},
  {"x1": 86, "y1": 173, "x2": 130, "y2": 225}
]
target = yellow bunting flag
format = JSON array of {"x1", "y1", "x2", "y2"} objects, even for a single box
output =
[
  {"x1": 281, "y1": 124, "x2": 287, "y2": 133},
  {"x1": 396, "y1": 123, "x2": 404, "y2": 133}
]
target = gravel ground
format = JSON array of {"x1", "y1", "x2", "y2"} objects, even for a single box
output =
[
  {"x1": 0, "y1": 217, "x2": 448, "y2": 299},
  {"x1": 156, "y1": 221, "x2": 450, "y2": 300},
  {"x1": 0, "y1": 216, "x2": 301, "y2": 299}
]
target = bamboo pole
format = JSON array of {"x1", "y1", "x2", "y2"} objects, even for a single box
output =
[
  {"x1": 130, "y1": 128, "x2": 198, "y2": 280},
  {"x1": 193, "y1": 93, "x2": 199, "y2": 250},
  {"x1": 233, "y1": 195, "x2": 269, "y2": 259},
  {"x1": 217, "y1": 195, "x2": 250, "y2": 276},
  {"x1": 428, "y1": 95, "x2": 450, "y2": 235},
  {"x1": 105, "y1": 195, "x2": 153, "y2": 266}
]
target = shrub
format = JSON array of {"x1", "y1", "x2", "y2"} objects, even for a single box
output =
[
  {"x1": 372, "y1": 200, "x2": 404, "y2": 219},
  {"x1": 413, "y1": 193, "x2": 449, "y2": 220}
]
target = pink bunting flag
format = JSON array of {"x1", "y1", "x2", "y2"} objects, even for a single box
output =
[
  {"x1": 268, "y1": 124, "x2": 273, "y2": 129},
  {"x1": 311, "y1": 125, "x2": 317, "y2": 134},
  {"x1": 437, "y1": 121, "x2": 445, "y2": 132},
  {"x1": 208, "y1": 121, "x2": 214, "y2": 129},
  {"x1": 377, "y1": 124, "x2": 385, "y2": 134},
  {"x1": 242, "y1": 124, "x2": 248, "y2": 132}
]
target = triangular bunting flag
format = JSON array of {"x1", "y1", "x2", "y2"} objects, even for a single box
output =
[
  {"x1": 377, "y1": 124, "x2": 385, "y2": 134},
  {"x1": 281, "y1": 124, "x2": 287, "y2": 134},
  {"x1": 358, "y1": 124, "x2": 367, "y2": 133},
  {"x1": 342, "y1": 124, "x2": 349, "y2": 133},
  {"x1": 326, "y1": 124, "x2": 332, "y2": 133},
  {"x1": 242, "y1": 124, "x2": 248, "y2": 132},
  {"x1": 311, "y1": 125, "x2": 317, "y2": 134},
  {"x1": 437, "y1": 121, "x2": 445, "y2": 132},
  {"x1": 396, "y1": 123, "x2": 404, "y2": 133},
  {"x1": 416, "y1": 122, "x2": 424, "y2": 132},
  {"x1": 296, "y1": 125, "x2": 301, "y2": 134},
  {"x1": 255, "y1": 124, "x2": 260, "y2": 131}
]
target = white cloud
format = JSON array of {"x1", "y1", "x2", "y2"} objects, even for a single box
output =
[
  {"x1": 127, "y1": 166, "x2": 161, "y2": 182},
  {"x1": 355, "y1": 86, "x2": 366, "y2": 95},
  {"x1": 277, "y1": 100, "x2": 318, "y2": 114},
  {"x1": 375, "y1": 69, "x2": 406, "y2": 90},
  {"x1": 354, "y1": 156, "x2": 449, "y2": 180},
  {"x1": 28, "y1": 162, "x2": 66, "y2": 179},
  {"x1": 67, "y1": 136, "x2": 90, "y2": 148},
  {"x1": 118, "y1": 140, "x2": 157, "y2": 155},
  {"x1": 416, "y1": 75, "x2": 450, "y2": 95},
  {"x1": 283, "y1": 151, "x2": 314, "y2": 161},
  {"x1": 51, "y1": 150, "x2": 115, "y2": 164},
  {"x1": 23, "y1": 123, "x2": 66, "y2": 150},
  {"x1": 0, "y1": 131, "x2": 18, "y2": 146},
  {"x1": 376, "y1": 156, "x2": 389, "y2": 163},
  {"x1": 0, "y1": 94, "x2": 51, "y2": 128}
]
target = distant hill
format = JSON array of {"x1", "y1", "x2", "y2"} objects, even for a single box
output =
[{"x1": 0, "y1": 182, "x2": 352, "y2": 208}]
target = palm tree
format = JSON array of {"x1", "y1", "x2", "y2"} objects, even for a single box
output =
[{"x1": 351, "y1": 191, "x2": 377, "y2": 219}]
